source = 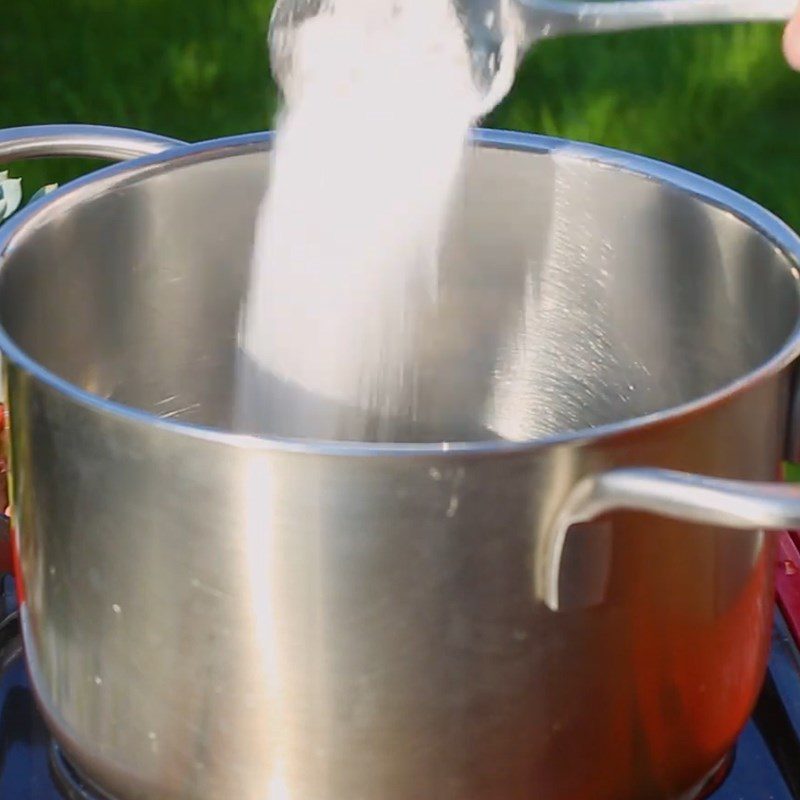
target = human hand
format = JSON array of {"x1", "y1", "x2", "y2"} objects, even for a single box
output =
[{"x1": 785, "y1": 4, "x2": 800, "y2": 69}]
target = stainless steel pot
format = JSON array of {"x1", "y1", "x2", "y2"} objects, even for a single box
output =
[{"x1": 2, "y1": 124, "x2": 800, "y2": 800}]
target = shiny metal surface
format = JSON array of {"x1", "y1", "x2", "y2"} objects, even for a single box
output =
[
  {"x1": 2, "y1": 126, "x2": 800, "y2": 799},
  {"x1": 0, "y1": 125, "x2": 183, "y2": 162},
  {"x1": 541, "y1": 469, "x2": 800, "y2": 610},
  {"x1": 515, "y1": 0, "x2": 796, "y2": 41}
]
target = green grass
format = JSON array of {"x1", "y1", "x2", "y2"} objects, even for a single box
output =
[{"x1": 1, "y1": 2, "x2": 799, "y2": 226}]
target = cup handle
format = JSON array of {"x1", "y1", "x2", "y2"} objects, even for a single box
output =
[
  {"x1": 538, "y1": 467, "x2": 800, "y2": 611},
  {"x1": 523, "y1": 0, "x2": 796, "y2": 39},
  {"x1": 0, "y1": 124, "x2": 185, "y2": 165}
]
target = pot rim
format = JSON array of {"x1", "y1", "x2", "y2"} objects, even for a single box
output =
[{"x1": 1, "y1": 127, "x2": 799, "y2": 458}]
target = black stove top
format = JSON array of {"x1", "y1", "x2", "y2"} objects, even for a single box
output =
[{"x1": 2, "y1": 603, "x2": 800, "y2": 799}]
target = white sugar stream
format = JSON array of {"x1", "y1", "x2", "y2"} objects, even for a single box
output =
[{"x1": 236, "y1": 1, "x2": 516, "y2": 441}]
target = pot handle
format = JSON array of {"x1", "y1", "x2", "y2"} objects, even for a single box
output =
[
  {"x1": 538, "y1": 467, "x2": 800, "y2": 611},
  {"x1": 0, "y1": 124, "x2": 185, "y2": 164}
]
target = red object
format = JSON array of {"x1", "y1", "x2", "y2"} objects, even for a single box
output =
[
  {"x1": 0, "y1": 403, "x2": 9, "y2": 577},
  {"x1": 777, "y1": 531, "x2": 800, "y2": 646},
  {"x1": 9, "y1": 522, "x2": 24, "y2": 606}
]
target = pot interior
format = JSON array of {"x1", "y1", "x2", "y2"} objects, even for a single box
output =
[{"x1": 1, "y1": 136, "x2": 799, "y2": 443}]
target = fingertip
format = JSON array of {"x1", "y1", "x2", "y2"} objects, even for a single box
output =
[{"x1": 784, "y1": 15, "x2": 800, "y2": 71}]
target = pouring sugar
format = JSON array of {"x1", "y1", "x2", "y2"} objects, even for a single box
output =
[{"x1": 236, "y1": 0, "x2": 515, "y2": 441}]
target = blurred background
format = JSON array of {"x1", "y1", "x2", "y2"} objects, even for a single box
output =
[{"x1": 1, "y1": 1, "x2": 799, "y2": 226}]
